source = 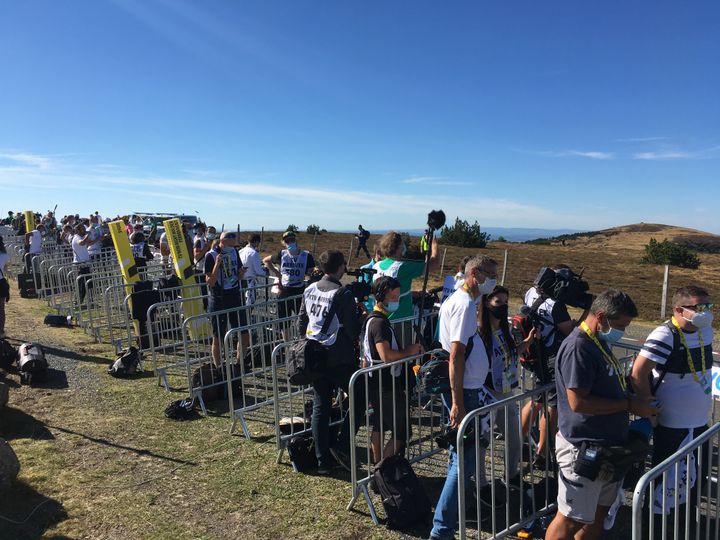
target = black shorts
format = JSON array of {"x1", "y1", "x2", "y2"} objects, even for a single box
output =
[
  {"x1": 208, "y1": 289, "x2": 247, "y2": 337},
  {"x1": 368, "y1": 386, "x2": 410, "y2": 441},
  {"x1": 277, "y1": 286, "x2": 304, "y2": 319}
]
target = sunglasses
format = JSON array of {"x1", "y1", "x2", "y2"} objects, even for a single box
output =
[{"x1": 682, "y1": 303, "x2": 714, "y2": 312}]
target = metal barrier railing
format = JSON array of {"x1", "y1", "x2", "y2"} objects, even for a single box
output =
[
  {"x1": 224, "y1": 314, "x2": 298, "y2": 438},
  {"x1": 346, "y1": 349, "x2": 445, "y2": 524},
  {"x1": 632, "y1": 422, "x2": 720, "y2": 540}
]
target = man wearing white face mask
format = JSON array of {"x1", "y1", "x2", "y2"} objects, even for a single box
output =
[
  {"x1": 546, "y1": 290, "x2": 659, "y2": 540},
  {"x1": 429, "y1": 255, "x2": 497, "y2": 540},
  {"x1": 631, "y1": 286, "x2": 715, "y2": 468}
]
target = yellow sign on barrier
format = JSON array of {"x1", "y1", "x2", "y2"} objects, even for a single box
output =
[
  {"x1": 24, "y1": 210, "x2": 36, "y2": 232},
  {"x1": 109, "y1": 220, "x2": 141, "y2": 338},
  {"x1": 163, "y1": 218, "x2": 208, "y2": 338}
]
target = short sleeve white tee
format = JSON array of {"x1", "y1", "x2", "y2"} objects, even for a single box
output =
[
  {"x1": 641, "y1": 323, "x2": 714, "y2": 429},
  {"x1": 439, "y1": 288, "x2": 488, "y2": 389},
  {"x1": 28, "y1": 230, "x2": 42, "y2": 254},
  {"x1": 72, "y1": 234, "x2": 90, "y2": 264}
]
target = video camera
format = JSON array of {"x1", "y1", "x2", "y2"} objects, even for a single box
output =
[
  {"x1": 534, "y1": 266, "x2": 594, "y2": 310},
  {"x1": 345, "y1": 267, "x2": 377, "y2": 302}
]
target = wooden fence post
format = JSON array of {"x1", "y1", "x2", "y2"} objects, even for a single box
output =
[{"x1": 660, "y1": 264, "x2": 670, "y2": 319}]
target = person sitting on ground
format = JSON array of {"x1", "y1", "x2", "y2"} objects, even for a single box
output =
[
  {"x1": 373, "y1": 231, "x2": 439, "y2": 347},
  {"x1": 362, "y1": 276, "x2": 424, "y2": 464}
]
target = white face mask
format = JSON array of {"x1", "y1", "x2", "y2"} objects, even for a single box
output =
[
  {"x1": 684, "y1": 309, "x2": 714, "y2": 329},
  {"x1": 478, "y1": 278, "x2": 496, "y2": 295}
]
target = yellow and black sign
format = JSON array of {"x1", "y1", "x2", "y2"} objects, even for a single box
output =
[
  {"x1": 109, "y1": 220, "x2": 140, "y2": 284},
  {"x1": 24, "y1": 210, "x2": 36, "y2": 232},
  {"x1": 163, "y1": 218, "x2": 208, "y2": 338},
  {"x1": 109, "y1": 220, "x2": 141, "y2": 337}
]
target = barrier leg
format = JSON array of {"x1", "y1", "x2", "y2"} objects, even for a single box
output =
[{"x1": 360, "y1": 483, "x2": 380, "y2": 525}]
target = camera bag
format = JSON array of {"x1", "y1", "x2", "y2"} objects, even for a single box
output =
[
  {"x1": 18, "y1": 343, "x2": 48, "y2": 385},
  {"x1": 287, "y1": 293, "x2": 338, "y2": 385},
  {"x1": 287, "y1": 433, "x2": 317, "y2": 472},
  {"x1": 108, "y1": 347, "x2": 140, "y2": 378},
  {"x1": 372, "y1": 453, "x2": 431, "y2": 530}
]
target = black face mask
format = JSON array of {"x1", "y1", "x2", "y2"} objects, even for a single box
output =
[{"x1": 488, "y1": 304, "x2": 509, "y2": 320}]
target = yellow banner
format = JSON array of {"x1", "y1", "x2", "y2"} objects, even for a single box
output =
[
  {"x1": 109, "y1": 220, "x2": 139, "y2": 284},
  {"x1": 163, "y1": 218, "x2": 208, "y2": 338},
  {"x1": 24, "y1": 210, "x2": 35, "y2": 232}
]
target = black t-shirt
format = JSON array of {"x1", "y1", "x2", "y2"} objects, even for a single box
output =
[
  {"x1": 365, "y1": 314, "x2": 396, "y2": 362},
  {"x1": 556, "y1": 327, "x2": 628, "y2": 445}
]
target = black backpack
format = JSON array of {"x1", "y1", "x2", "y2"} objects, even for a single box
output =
[
  {"x1": 108, "y1": 347, "x2": 140, "y2": 378},
  {"x1": 0, "y1": 339, "x2": 17, "y2": 370},
  {"x1": 287, "y1": 433, "x2": 318, "y2": 473},
  {"x1": 44, "y1": 314, "x2": 70, "y2": 327},
  {"x1": 372, "y1": 454, "x2": 431, "y2": 529},
  {"x1": 18, "y1": 343, "x2": 49, "y2": 385}
]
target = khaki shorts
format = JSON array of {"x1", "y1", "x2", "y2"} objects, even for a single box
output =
[{"x1": 555, "y1": 433, "x2": 622, "y2": 524}]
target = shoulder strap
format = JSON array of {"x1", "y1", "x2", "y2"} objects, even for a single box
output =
[
  {"x1": 319, "y1": 286, "x2": 342, "y2": 335},
  {"x1": 651, "y1": 320, "x2": 682, "y2": 394}
]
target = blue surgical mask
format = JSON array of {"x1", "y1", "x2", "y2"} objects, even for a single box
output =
[
  {"x1": 599, "y1": 323, "x2": 624, "y2": 344},
  {"x1": 287, "y1": 242, "x2": 297, "y2": 251},
  {"x1": 207, "y1": 233, "x2": 216, "y2": 240},
  {"x1": 385, "y1": 301, "x2": 400, "y2": 313}
]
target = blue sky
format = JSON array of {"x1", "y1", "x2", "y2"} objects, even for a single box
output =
[{"x1": 1, "y1": 1, "x2": 718, "y2": 232}]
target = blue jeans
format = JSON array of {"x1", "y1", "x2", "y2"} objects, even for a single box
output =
[{"x1": 430, "y1": 389, "x2": 482, "y2": 540}]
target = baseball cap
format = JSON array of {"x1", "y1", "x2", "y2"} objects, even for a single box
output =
[{"x1": 282, "y1": 231, "x2": 296, "y2": 240}]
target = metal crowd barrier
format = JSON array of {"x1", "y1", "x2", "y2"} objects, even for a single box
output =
[
  {"x1": 225, "y1": 314, "x2": 298, "y2": 438},
  {"x1": 632, "y1": 422, "x2": 720, "y2": 540},
  {"x1": 346, "y1": 349, "x2": 446, "y2": 524},
  {"x1": 181, "y1": 293, "x2": 304, "y2": 415}
]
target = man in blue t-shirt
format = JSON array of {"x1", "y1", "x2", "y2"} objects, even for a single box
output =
[{"x1": 546, "y1": 290, "x2": 659, "y2": 540}]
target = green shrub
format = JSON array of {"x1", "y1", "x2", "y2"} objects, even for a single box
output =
[
  {"x1": 641, "y1": 238, "x2": 701, "y2": 269},
  {"x1": 306, "y1": 224, "x2": 321, "y2": 235},
  {"x1": 440, "y1": 217, "x2": 489, "y2": 248},
  {"x1": 496, "y1": 236, "x2": 507, "y2": 243},
  {"x1": 286, "y1": 224, "x2": 299, "y2": 233}
]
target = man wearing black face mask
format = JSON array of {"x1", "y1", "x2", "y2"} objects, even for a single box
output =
[{"x1": 631, "y1": 286, "x2": 715, "y2": 467}]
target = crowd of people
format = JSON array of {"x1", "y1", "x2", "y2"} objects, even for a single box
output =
[{"x1": 1, "y1": 209, "x2": 716, "y2": 540}]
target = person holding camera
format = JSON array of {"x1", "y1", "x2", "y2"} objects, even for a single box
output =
[
  {"x1": 297, "y1": 250, "x2": 362, "y2": 474},
  {"x1": 630, "y1": 286, "x2": 714, "y2": 488},
  {"x1": 429, "y1": 255, "x2": 497, "y2": 540},
  {"x1": 205, "y1": 232, "x2": 248, "y2": 368},
  {"x1": 545, "y1": 290, "x2": 659, "y2": 540},
  {"x1": 373, "y1": 231, "x2": 439, "y2": 347},
  {"x1": 520, "y1": 264, "x2": 583, "y2": 468},
  {"x1": 478, "y1": 285, "x2": 536, "y2": 485},
  {"x1": 361, "y1": 276, "x2": 424, "y2": 464}
]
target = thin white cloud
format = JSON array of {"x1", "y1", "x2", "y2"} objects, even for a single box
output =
[
  {"x1": 401, "y1": 176, "x2": 473, "y2": 186},
  {"x1": 616, "y1": 136, "x2": 668, "y2": 143},
  {"x1": 525, "y1": 149, "x2": 614, "y2": 160},
  {"x1": 0, "y1": 151, "x2": 52, "y2": 170},
  {"x1": 633, "y1": 150, "x2": 692, "y2": 160}
]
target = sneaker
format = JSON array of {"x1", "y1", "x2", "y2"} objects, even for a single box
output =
[{"x1": 329, "y1": 446, "x2": 352, "y2": 473}]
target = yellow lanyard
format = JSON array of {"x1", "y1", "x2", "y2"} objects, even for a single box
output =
[
  {"x1": 580, "y1": 321, "x2": 627, "y2": 393},
  {"x1": 671, "y1": 316, "x2": 707, "y2": 389},
  {"x1": 494, "y1": 329, "x2": 512, "y2": 369}
]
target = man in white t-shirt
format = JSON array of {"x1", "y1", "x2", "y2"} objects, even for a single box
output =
[
  {"x1": 238, "y1": 234, "x2": 265, "y2": 304},
  {"x1": 430, "y1": 255, "x2": 498, "y2": 540},
  {"x1": 24, "y1": 223, "x2": 45, "y2": 273},
  {"x1": 631, "y1": 285, "x2": 714, "y2": 467},
  {"x1": 72, "y1": 224, "x2": 98, "y2": 304},
  {"x1": 87, "y1": 214, "x2": 106, "y2": 259}
]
